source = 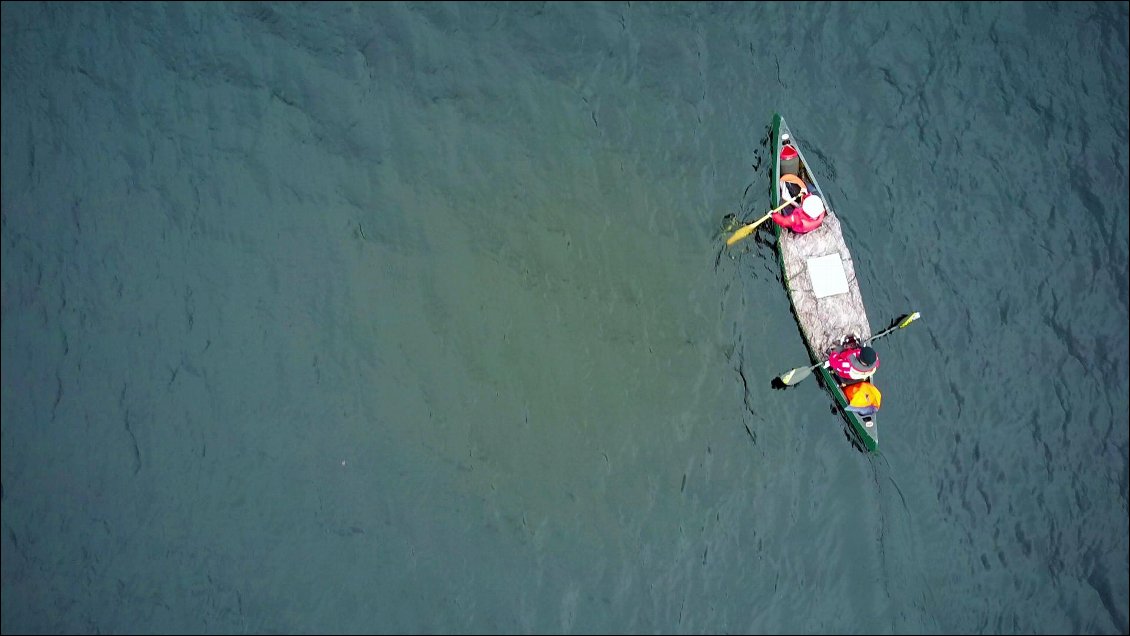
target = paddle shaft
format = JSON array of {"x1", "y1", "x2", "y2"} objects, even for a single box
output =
[{"x1": 861, "y1": 314, "x2": 918, "y2": 346}]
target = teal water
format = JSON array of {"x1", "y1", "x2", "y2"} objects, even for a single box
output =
[{"x1": 2, "y1": 2, "x2": 1127, "y2": 634}]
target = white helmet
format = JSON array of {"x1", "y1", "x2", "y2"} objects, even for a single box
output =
[{"x1": 802, "y1": 195, "x2": 826, "y2": 219}]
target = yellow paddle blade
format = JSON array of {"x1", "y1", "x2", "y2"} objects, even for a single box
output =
[
  {"x1": 725, "y1": 212, "x2": 774, "y2": 246},
  {"x1": 725, "y1": 223, "x2": 757, "y2": 246},
  {"x1": 777, "y1": 365, "x2": 814, "y2": 386},
  {"x1": 778, "y1": 368, "x2": 800, "y2": 385}
]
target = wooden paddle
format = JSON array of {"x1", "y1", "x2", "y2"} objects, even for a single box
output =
[
  {"x1": 725, "y1": 191, "x2": 803, "y2": 246},
  {"x1": 774, "y1": 312, "x2": 921, "y2": 386}
]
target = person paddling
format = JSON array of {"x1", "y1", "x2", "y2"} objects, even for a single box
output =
[
  {"x1": 828, "y1": 342, "x2": 879, "y2": 382},
  {"x1": 771, "y1": 174, "x2": 826, "y2": 234}
]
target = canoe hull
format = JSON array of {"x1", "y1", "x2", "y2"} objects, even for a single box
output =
[{"x1": 769, "y1": 113, "x2": 878, "y2": 452}]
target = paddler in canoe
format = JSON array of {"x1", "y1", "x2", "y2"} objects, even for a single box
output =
[{"x1": 827, "y1": 335, "x2": 883, "y2": 417}]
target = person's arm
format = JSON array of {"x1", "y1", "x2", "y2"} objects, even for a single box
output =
[
  {"x1": 771, "y1": 211, "x2": 793, "y2": 230},
  {"x1": 828, "y1": 348, "x2": 857, "y2": 378},
  {"x1": 828, "y1": 348, "x2": 848, "y2": 367}
]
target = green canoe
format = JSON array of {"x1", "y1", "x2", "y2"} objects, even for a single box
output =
[{"x1": 769, "y1": 113, "x2": 879, "y2": 452}]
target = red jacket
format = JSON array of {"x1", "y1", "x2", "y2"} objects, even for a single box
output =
[
  {"x1": 829, "y1": 346, "x2": 879, "y2": 380},
  {"x1": 772, "y1": 204, "x2": 825, "y2": 234}
]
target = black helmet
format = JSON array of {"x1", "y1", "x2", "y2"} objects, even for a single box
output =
[{"x1": 852, "y1": 346, "x2": 878, "y2": 371}]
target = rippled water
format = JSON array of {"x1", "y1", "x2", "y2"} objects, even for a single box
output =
[{"x1": 3, "y1": 2, "x2": 1127, "y2": 634}]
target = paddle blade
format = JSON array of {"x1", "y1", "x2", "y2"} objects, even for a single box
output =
[
  {"x1": 898, "y1": 312, "x2": 921, "y2": 328},
  {"x1": 725, "y1": 213, "x2": 774, "y2": 246},
  {"x1": 777, "y1": 365, "x2": 813, "y2": 386},
  {"x1": 725, "y1": 223, "x2": 757, "y2": 246}
]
